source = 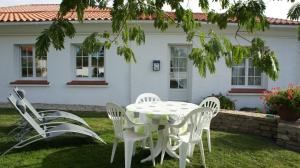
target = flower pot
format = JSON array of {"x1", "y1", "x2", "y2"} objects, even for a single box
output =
[{"x1": 277, "y1": 106, "x2": 300, "y2": 122}]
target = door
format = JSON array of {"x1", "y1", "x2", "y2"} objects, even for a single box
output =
[{"x1": 169, "y1": 45, "x2": 190, "y2": 101}]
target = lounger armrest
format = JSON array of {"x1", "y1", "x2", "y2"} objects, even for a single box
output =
[
  {"x1": 38, "y1": 110, "x2": 63, "y2": 113},
  {"x1": 39, "y1": 122, "x2": 67, "y2": 126}
]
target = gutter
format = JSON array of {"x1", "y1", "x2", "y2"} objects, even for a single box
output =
[{"x1": 0, "y1": 20, "x2": 298, "y2": 29}]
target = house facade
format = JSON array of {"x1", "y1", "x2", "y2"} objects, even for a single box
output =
[{"x1": 0, "y1": 4, "x2": 299, "y2": 110}]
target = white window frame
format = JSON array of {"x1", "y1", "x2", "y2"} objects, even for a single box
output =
[
  {"x1": 18, "y1": 45, "x2": 47, "y2": 80},
  {"x1": 73, "y1": 45, "x2": 105, "y2": 80},
  {"x1": 169, "y1": 45, "x2": 190, "y2": 90},
  {"x1": 231, "y1": 58, "x2": 263, "y2": 88}
]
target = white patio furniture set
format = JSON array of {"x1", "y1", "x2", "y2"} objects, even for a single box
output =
[
  {"x1": 2, "y1": 88, "x2": 220, "y2": 168},
  {"x1": 107, "y1": 93, "x2": 220, "y2": 168}
]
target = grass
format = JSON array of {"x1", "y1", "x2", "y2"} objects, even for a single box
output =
[{"x1": 0, "y1": 108, "x2": 299, "y2": 168}]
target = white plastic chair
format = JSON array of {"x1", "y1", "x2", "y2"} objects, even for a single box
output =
[
  {"x1": 135, "y1": 93, "x2": 161, "y2": 148},
  {"x1": 2, "y1": 95, "x2": 105, "y2": 156},
  {"x1": 169, "y1": 107, "x2": 213, "y2": 168},
  {"x1": 135, "y1": 93, "x2": 161, "y2": 104},
  {"x1": 187, "y1": 97, "x2": 220, "y2": 156},
  {"x1": 106, "y1": 103, "x2": 155, "y2": 168},
  {"x1": 199, "y1": 97, "x2": 220, "y2": 152}
]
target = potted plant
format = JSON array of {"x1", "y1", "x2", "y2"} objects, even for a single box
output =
[{"x1": 261, "y1": 84, "x2": 300, "y2": 121}]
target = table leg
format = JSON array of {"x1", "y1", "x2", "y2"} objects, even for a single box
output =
[{"x1": 140, "y1": 127, "x2": 179, "y2": 163}]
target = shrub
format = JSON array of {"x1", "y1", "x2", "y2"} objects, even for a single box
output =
[
  {"x1": 260, "y1": 84, "x2": 300, "y2": 114},
  {"x1": 206, "y1": 93, "x2": 236, "y2": 110}
]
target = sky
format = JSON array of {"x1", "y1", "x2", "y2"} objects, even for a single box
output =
[{"x1": 0, "y1": 0, "x2": 298, "y2": 19}]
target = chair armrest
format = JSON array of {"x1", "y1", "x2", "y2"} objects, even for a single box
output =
[{"x1": 38, "y1": 110, "x2": 64, "y2": 113}]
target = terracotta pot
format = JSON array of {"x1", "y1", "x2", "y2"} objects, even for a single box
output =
[{"x1": 277, "y1": 105, "x2": 300, "y2": 122}]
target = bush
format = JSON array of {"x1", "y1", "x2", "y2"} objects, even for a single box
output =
[
  {"x1": 205, "y1": 93, "x2": 236, "y2": 110},
  {"x1": 260, "y1": 84, "x2": 300, "y2": 114}
]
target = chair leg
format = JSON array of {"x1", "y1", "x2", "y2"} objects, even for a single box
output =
[
  {"x1": 110, "y1": 138, "x2": 118, "y2": 163},
  {"x1": 149, "y1": 137, "x2": 156, "y2": 167},
  {"x1": 199, "y1": 140, "x2": 206, "y2": 168},
  {"x1": 124, "y1": 140, "x2": 134, "y2": 168},
  {"x1": 179, "y1": 142, "x2": 189, "y2": 168},
  {"x1": 207, "y1": 129, "x2": 211, "y2": 152},
  {"x1": 188, "y1": 144, "x2": 195, "y2": 157}
]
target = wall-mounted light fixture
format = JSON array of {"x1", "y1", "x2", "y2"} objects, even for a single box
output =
[{"x1": 152, "y1": 60, "x2": 160, "y2": 71}]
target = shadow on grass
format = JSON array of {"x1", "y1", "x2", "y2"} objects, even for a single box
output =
[{"x1": 41, "y1": 143, "x2": 155, "y2": 168}]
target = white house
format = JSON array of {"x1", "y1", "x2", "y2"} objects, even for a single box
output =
[{"x1": 0, "y1": 4, "x2": 299, "y2": 110}]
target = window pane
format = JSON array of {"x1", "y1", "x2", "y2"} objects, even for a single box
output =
[
  {"x1": 82, "y1": 57, "x2": 88, "y2": 67},
  {"x1": 36, "y1": 68, "x2": 41, "y2": 77},
  {"x1": 248, "y1": 77, "x2": 254, "y2": 85},
  {"x1": 98, "y1": 47, "x2": 104, "y2": 56},
  {"x1": 232, "y1": 67, "x2": 238, "y2": 76},
  {"x1": 76, "y1": 67, "x2": 89, "y2": 77},
  {"x1": 239, "y1": 68, "x2": 245, "y2": 76},
  {"x1": 76, "y1": 57, "x2": 82, "y2": 67},
  {"x1": 27, "y1": 68, "x2": 33, "y2": 77},
  {"x1": 92, "y1": 57, "x2": 98, "y2": 67},
  {"x1": 21, "y1": 47, "x2": 27, "y2": 56},
  {"x1": 231, "y1": 77, "x2": 237, "y2": 85},
  {"x1": 27, "y1": 47, "x2": 33, "y2": 56},
  {"x1": 238, "y1": 77, "x2": 245, "y2": 85},
  {"x1": 21, "y1": 57, "x2": 27, "y2": 67},
  {"x1": 98, "y1": 57, "x2": 104, "y2": 67},
  {"x1": 255, "y1": 77, "x2": 261, "y2": 85},
  {"x1": 255, "y1": 69, "x2": 262, "y2": 76},
  {"x1": 22, "y1": 68, "x2": 27, "y2": 77},
  {"x1": 248, "y1": 67, "x2": 254, "y2": 76},
  {"x1": 170, "y1": 80, "x2": 178, "y2": 88},
  {"x1": 36, "y1": 57, "x2": 47, "y2": 69},
  {"x1": 178, "y1": 79, "x2": 187, "y2": 89},
  {"x1": 27, "y1": 57, "x2": 33, "y2": 67},
  {"x1": 92, "y1": 67, "x2": 98, "y2": 77}
]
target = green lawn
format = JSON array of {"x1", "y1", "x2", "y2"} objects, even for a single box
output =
[{"x1": 0, "y1": 108, "x2": 299, "y2": 168}]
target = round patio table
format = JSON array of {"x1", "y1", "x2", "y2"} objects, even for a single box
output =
[{"x1": 126, "y1": 101, "x2": 198, "y2": 163}]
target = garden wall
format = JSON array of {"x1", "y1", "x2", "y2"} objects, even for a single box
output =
[
  {"x1": 211, "y1": 110, "x2": 279, "y2": 139},
  {"x1": 277, "y1": 121, "x2": 300, "y2": 152}
]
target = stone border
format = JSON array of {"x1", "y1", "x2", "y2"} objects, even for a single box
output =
[{"x1": 211, "y1": 110, "x2": 279, "y2": 139}]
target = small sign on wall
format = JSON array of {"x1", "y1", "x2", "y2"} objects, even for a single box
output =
[{"x1": 152, "y1": 60, "x2": 160, "y2": 71}]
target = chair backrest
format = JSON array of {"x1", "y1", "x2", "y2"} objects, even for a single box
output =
[
  {"x1": 7, "y1": 94, "x2": 46, "y2": 137},
  {"x1": 106, "y1": 103, "x2": 125, "y2": 139},
  {"x1": 135, "y1": 93, "x2": 161, "y2": 104},
  {"x1": 180, "y1": 107, "x2": 213, "y2": 143},
  {"x1": 199, "y1": 97, "x2": 220, "y2": 117},
  {"x1": 13, "y1": 87, "x2": 43, "y2": 120}
]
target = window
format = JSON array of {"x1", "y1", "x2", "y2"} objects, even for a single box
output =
[
  {"x1": 20, "y1": 46, "x2": 47, "y2": 78},
  {"x1": 75, "y1": 46, "x2": 104, "y2": 79},
  {"x1": 231, "y1": 58, "x2": 262, "y2": 87},
  {"x1": 170, "y1": 46, "x2": 188, "y2": 89}
]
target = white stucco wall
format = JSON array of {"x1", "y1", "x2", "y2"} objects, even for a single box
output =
[{"x1": 0, "y1": 22, "x2": 299, "y2": 109}]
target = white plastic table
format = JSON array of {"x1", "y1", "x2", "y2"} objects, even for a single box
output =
[{"x1": 126, "y1": 101, "x2": 198, "y2": 163}]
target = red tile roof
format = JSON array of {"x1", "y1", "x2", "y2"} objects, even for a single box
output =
[{"x1": 0, "y1": 4, "x2": 299, "y2": 25}]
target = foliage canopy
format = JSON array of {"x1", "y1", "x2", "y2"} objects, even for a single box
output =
[{"x1": 36, "y1": 0, "x2": 300, "y2": 80}]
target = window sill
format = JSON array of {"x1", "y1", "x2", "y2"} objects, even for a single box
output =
[
  {"x1": 66, "y1": 80, "x2": 108, "y2": 87},
  {"x1": 10, "y1": 80, "x2": 50, "y2": 86},
  {"x1": 227, "y1": 88, "x2": 266, "y2": 96}
]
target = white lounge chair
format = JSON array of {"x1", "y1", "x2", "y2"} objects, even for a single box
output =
[
  {"x1": 169, "y1": 107, "x2": 213, "y2": 168},
  {"x1": 13, "y1": 87, "x2": 89, "y2": 127},
  {"x1": 1, "y1": 95, "x2": 105, "y2": 156},
  {"x1": 106, "y1": 103, "x2": 155, "y2": 168}
]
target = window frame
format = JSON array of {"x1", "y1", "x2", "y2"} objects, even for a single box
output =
[
  {"x1": 18, "y1": 45, "x2": 48, "y2": 80},
  {"x1": 231, "y1": 58, "x2": 263, "y2": 89},
  {"x1": 73, "y1": 45, "x2": 106, "y2": 81},
  {"x1": 169, "y1": 45, "x2": 190, "y2": 90}
]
